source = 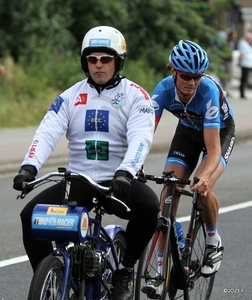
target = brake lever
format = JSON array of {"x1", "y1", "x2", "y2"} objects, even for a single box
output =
[
  {"x1": 16, "y1": 181, "x2": 33, "y2": 200},
  {"x1": 17, "y1": 190, "x2": 27, "y2": 200},
  {"x1": 192, "y1": 177, "x2": 204, "y2": 211}
]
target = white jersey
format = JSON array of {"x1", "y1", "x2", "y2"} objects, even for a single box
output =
[
  {"x1": 238, "y1": 38, "x2": 252, "y2": 68},
  {"x1": 22, "y1": 77, "x2": 155, "y2": 182}
]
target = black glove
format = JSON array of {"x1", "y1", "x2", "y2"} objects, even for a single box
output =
[
  {"x1": 112, "y1": 170, "x2": 133, "y2": 198},
  {"x1": 13, "y1": 165, "x2": 37, "y2": 191}
]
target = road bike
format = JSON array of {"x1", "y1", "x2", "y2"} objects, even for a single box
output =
[
  {"x1": 18, "y1": 167, "x2": 130, "y2": 300},
  {"x1": 135, "y1": 170, "x2": 215, "y2": 300}
]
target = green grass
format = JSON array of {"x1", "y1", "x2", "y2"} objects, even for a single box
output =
[{"x1": 0, "y1": 55, "x2": 79, "y2": 128}]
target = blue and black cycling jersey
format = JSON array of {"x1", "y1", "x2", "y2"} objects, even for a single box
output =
[{"x1": 152, "y1": 75, "x2": 235, "y2": 131}]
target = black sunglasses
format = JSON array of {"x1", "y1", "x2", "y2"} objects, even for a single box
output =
[
  {"x1": 86, "y1": 55, "x2": 114, "y2": 64},
  {"x1": 176, "y1": 70, "x2": 203, "y2": 82}
]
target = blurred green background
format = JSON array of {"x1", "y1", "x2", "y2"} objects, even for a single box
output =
[{"x1": 0, "y1": 0, "x2": 242, "y2": 127}]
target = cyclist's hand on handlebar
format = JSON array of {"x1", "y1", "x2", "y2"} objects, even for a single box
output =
[
  {"x1": 190, "y1": 176, "x2": 209, "y2": 196},
  {"x1": 13, "y1": 165, "x2": 37, "y2": 191},
  {"x1": 112, "y1": 170, "x2": 133, "y2": 198}
]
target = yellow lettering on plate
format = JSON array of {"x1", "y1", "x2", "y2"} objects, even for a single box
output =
[{"x1": 47, "y1": 207, "x2": 68, "y2": 215}]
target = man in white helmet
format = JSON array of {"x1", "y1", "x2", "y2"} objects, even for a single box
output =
[{"x1": 13, "y1": 26, "x2": 159, "y2": 300}]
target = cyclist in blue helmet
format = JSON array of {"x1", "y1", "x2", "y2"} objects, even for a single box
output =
[
  {"x1": 142, "y1": 40, "x2": 235, "y2": 297},
  {"x1": 169, "y1": 40, "x2": 209, "y2": 73}
]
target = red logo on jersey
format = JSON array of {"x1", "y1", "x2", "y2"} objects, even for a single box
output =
[
  {"x1": 130, "y1": 83, "x2": 150, "y2": 100},
  {"x1": 28, "y1": 139, "x2": 39, "y2": 158},
  {"x1": 75, "y1": 93, "x2": 88, "y2": 106}
]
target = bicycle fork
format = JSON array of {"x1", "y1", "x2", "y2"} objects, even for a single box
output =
[
  {"x1": 51, "y1": 247, "x2": 80, "y2": 300},
  {"x1": 182, "y1": 208, "x2": 202, "y2": 289}
]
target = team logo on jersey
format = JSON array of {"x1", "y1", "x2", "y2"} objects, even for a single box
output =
[
  {"x1": 151, "y1": 95, "x2": 159, "y2": 111},
  {"x1": 28, "y1": 139, "x2": 39, "y2": 159},
  {"x1": 139, "y1": 106, "x2": 154, "y2": 114},
  {"x1": 48, "y1": 96, "x2": 64, "y2": 114},
  {"x1": 85, "y1": 110, "x2": 109, "y2": 132},
  {"x1": 205, "y1": 99, "x2": 219, "y2": 120},
  {"x1": 111, "y1": 93, "x2": 125, "y2": 108},
  {"x1": 131, "y1": 142, "x2": 144, "y2": 167},
  {"x1": 130, "y1": 83, "x2": 150, "y2": 100},
  {"x1": 85, "y1": 140, "x2": 109, "y2": 160},
  {"x1": 75, "y1": 93, "x2": 88, "y2": 106}
]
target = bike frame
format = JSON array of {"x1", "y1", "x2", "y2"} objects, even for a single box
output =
[
  {"x1": 145, "y1": 171, "x2": 201, "y2": 297},
  {"x1": 135, "y1": 171, "x2": 215, "y2": 300},
  {"x1": 160, "y1": 179, "x2": 190, "y2": 293},
  {"x1": 19, "y1": 169, "x2": 128, "y2": 300},
  {"x1": 47, "y1": 212, "x2": 126, "y2": 300}
]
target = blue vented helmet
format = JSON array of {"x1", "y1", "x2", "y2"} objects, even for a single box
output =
[{"x1": 169, "y1": 40, "x2": 209, "y2": 74}]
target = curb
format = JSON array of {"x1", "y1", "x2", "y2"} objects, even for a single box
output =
[{"x1": 1, "y1": 131, "x2": 251, "y2": 175}]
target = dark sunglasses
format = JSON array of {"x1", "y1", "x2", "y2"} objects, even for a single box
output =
[
  {"x1": 176, "y1": 70, "x2": 203, "y2": 82},
  {"x1": 86, "y1": 55, "x2": 114, "y2": 64}
]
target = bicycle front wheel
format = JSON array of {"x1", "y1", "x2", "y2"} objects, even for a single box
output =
[
  {"x1": 135, "y1": 224, "x2": 170, "y2": 300},
  {"x1": 112, "y1": 232, "x2": 127, "y2": 266},
  {"x1": 184, "y1": 217, "x2": 215, "y2": 300},
  {"x1": 100, "y1": 232, "x2": 127, "y2": 299},
  {"x1": 27, "y1": 256, "x2": 65, "y2": 300}
]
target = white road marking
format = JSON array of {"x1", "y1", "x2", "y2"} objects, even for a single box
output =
[
  {"x1": 0, "y1": 255, "x2": 28, "y2": 268},
  {"x1": 1, "y1": 200, "x2": 252, "y2": 268},
  {"x1": 177, "y1": 200, "x2": 252, "y2": 222}
]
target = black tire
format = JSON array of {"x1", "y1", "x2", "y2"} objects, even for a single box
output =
[
  {"x1": 135, "y1": 222, "x2": 170, "y2": 300},
  {"x1": 136, "y1": 218, "x2": 215, "y2": 300},
  {"x1": 183, "y1": 217, "x2": 215, "y2": 300},
  {"x1": 27, "y1": 233, "x2": 126, "y2": 300},
  {"x1": 27, "y1": 256, "x2": 64, "y2": 300},
  {"x1": 99, "y1": 232, "x2": 127, "y2": 299},
  {"x1": 112, "y1": 232, "x2": 127, "y2": 266}
]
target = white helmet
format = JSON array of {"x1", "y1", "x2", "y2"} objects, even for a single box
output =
[{"x1": 81, "y1": 26, "x2": 127, "y2": 76}]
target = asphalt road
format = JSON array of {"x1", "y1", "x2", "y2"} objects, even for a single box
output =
[{"x1": 0, "y1": 140, "x2": 252, "y2": 299}]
